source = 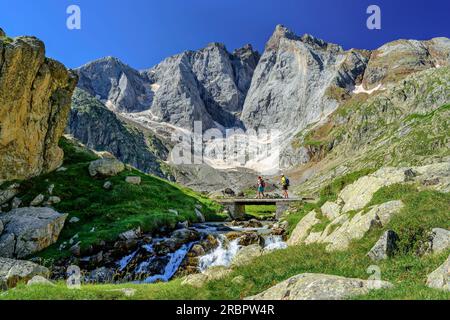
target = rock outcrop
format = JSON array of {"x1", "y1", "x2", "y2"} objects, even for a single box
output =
[
  {"x1": 68, "y1": 88, "x2": 169, "y2": 178},
  {"x1": 426, "y1": 255, "x2": 449, "y2": 291},
  {"x1": 88, "y1": 158, "x2": 125, "y2": 177},
  {"x1": 0, "y1": 257, "x2": 50, "y2": 290},
  {"x1": 0, "y1": 207, "x2": 68, "y2": 259},
  {"x1": 367, "y1": 230, "x2": 399, "y2": 261},
  {"x1": 0, "y1": 29, "x2": 78, "y2": 183},
  {"x1": 245, "y1": 273, "x2": 393, "y2": 300}
]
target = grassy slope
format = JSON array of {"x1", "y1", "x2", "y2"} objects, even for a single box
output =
[
  {"x1": 3, "y1": 137, "x2": 224, "y2": 262},
  {"x1": 2, "y1": 169, "x2": 448, "y2": 300}
]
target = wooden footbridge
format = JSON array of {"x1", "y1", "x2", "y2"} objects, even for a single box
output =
[{"x1": 218, "y1": 198, "x2": 314, "y2": 220}]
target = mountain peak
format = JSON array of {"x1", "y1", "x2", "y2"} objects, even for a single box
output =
[{"x1": 266, "y1": 24, "x2": 301, "y2": 51}]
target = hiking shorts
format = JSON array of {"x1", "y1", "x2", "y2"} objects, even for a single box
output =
[{"x1": 282, "y1": 185, "x2": 289, "y2": 191}]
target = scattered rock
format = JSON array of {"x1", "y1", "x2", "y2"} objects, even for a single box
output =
[
  {"x1": 56, "y1": 167, "x2": 67, "y2": 172},
  {"x1": 238, "y1": 233, "x2": 263, "y2": 246},
  {"x1": 169, "y1": 209, "x2": 179, "y2": 216},
  {"x1": 367, "y1": 230, "x2": 399, "y2": 261},
  {"x1": 119, "y1": 228, "x2": 141, "y2": 241},
  {"x1": 189, "y1": 244, "x2": 205, "y2": 257},
  {"x1": 0, "y1": 257, "x2": 50, "y2": 290},
  {"x1": 426, "y1": 255, "x2": 449, "y2": 291},
  {"x1": 171, "y1": 229, "x2": 200, "y2": 244},
  {"x1": 223, "y1": 188, "x2": 236, "y2": 197},
  {"x1": 69, "y1": 217, "x2": 80, "y2": 224},
  {"x1": 195, "y1": 208, "x2": 206, "y2": 223},
  {"x1": 86, "y1": 267, "x2": 115, "y2": 284},
  {"x1": 428, "y1": 228, "x2": 450, "y2": 255},
  {"x1": 48, "y1": 184, "x2": 55, "y2": 195},
  {"x1": 245, "y1": 273, "x2": 393, "y2": 300},
  {"x1": 70, "y1": 242, "x2": 81, "y2": 257},
  {"x1": 125, "y1": 176, "x2": 142, "y2": 185},
  {"x1": 27, "y1": 275, "x2": 55, "y2": 287},
  {"x1": 231, "y1": 244, "x2": 264, "y2": 267},
  {"x1": 0, "y1": 207, "x2": 68, "y2": 258},
  {"x1": 103, "y1": 181, "x2": 113, "y2": 190},
  {"x1": 11, "y1": 197, "x2": 22, "y2": 209},
  {"x1": 46, "y1": 196, "x2": 61, "y2": 205},
  {"x1": 30, "y1": 194, "x2": 45, "y2": 206},
  {"x1": 181, "y1": 266, "x2": 232, "y2": 288},
  {"x1": 176, "y1": 221, "x2": 189, "y2": 229},
  {"x1": 88, "y1": 159, "x2": 125, "y2": 177}
]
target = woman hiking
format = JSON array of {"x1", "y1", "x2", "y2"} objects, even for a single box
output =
[{"x1": 257, "y1": 176, "x2": 266, "y2": 199}]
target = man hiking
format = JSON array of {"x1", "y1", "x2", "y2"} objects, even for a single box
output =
[
  {"x1": 257, "y1": 176, "x2": 266, "y2": 199},
  {"x1": 280, "y1": 174, "x2": 290, "y2": 199}
]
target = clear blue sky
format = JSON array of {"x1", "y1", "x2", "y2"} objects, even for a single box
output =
[{"x1": 1, "y1": 0, "x2": 449, "y2": 69}]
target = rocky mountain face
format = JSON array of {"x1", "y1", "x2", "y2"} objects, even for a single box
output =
[
  {"x1": 69, "y1": 25, "x2": 449, "y2": 192},
  {"x1": 0, "y1": 29, "x2": 78, "y2": 184},
  {"x1": 68, "y1": 88, "x2": 170, "y2": 178},
  {"x1": 241, "y1": 25, "x2": 370, "y2": 134},
  {"x1": 76, "y1": 43, "x2": 260, "y2": 131}
]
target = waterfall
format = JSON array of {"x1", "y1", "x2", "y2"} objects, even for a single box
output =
[
  {"x1": 198, "y1": 235, "x2": 241, "y2": 271},
  {"x1": 263, "y1": 235, "x2": 287, "y2": 251},
  {"x1": 142, "y1": 242, "x2": 194, "y2": 283}
]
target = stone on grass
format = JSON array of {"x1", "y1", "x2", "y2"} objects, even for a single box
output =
[
  {"x1": 125, "y1": 176, "x2": 141, "y2": 185},
  {"x1": 245, "y1": 273, "x2": 393, "y2": 300},
  {"x1": 0, "y1": 207, "x2": 68, "y2": 258},
  {"x1": 88, "y1": 159, "x2": 125, "y2": 177},
  {"x1": 426, "y1": 255, "x2": 449, "y2": 291},
  {"x1": 30, "y1": 194, "x2": 45, "y2": 206},
  {"x1": 0, "y1": 257, "x2": 50, "y2": 290},
  {"x1": 27, "y1": 275, "x2": 55, "y2": 287},
  {"x1": 367, "y1": 230, "x2": 399, "y2": 261}
]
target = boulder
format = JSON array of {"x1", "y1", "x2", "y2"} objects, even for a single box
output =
[
  {"x1": 88, "y1": 159, "x2": 125, "y2": 177},
  {"x1": 195, "y1": 208, "x2": 206, "y2": 223},
  {"x1": 30, "y1": 194, "x2": 45, "y2": 206},
  {"x1": 69, "y1": 217, "x2": 80, "y2": 224},
  {"x1": 119, "y1": 228, "x2": 141, "y2": 241},
  {"x1": 0, "y1": 183, "x2": 20, "y2": 206},
  {"x1": 48, "y1": 184, "x2": 55, "y2": 195},
  {"x1": 245, "y1": 273, "x2": 393, "y2": 300},
  {"x1": 231, "y1": 244, "x2": 264, "y2": 267},
  {"x1": 125, "y1": 176, "x2": 142, "y2": 185},
  {"x1": 85, "y1": 267, "x2": 115, "y2": 284},
  {"x1": 27, "y1": 275, "x2": 55, "y2": 287},
  {"x1": 0, "y1": 207, "x2": 68, "y2": 258},
  {"x1": 426, "y1": 255, "x2": 449, "y2": 291},
  {"x1": 46, "y1": 196, "x2": 61, "y2": 205},
  {"x1": 11, "y1": 197, "x2": 22, "y2": 209},
  {"x1": 428, "y1": 228, "x2": 450, "y2": 254},
  {"x1": 367, "y1": 230, "x2": 399, "y2": 261},
  {"x1": 103, "y1": 181, "x2": 113, "y2": 190},
  {"x1": 321, "y1": 202, "x2": 341, "y2": 220},
  {"x1": 171, "y1": 229, "x2": 200, "y2": 244},
  {"x1": 287, "y1": 210, "x2": 319, "y2": 246},
  {"x1": 0, "y1": 257, "x2": 50, "y2": 290},
  {"x1": 181, "y1": 266, "x2": 232, "y2": 288}
]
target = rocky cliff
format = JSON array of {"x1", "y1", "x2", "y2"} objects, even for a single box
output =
[
  {"x1": 77, "y1": 43, "x2": 260, "y2": 131},
  {"x1": 68, "y1": 88, "x2": 170, "y2": 178},
  {"x1": 0, "y1": 28, "x2": 78, "y2": 183}
]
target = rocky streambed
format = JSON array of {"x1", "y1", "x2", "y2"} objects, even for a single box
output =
[{"x1": 50, "y1": 219, "x2": 289, "y2": 285}]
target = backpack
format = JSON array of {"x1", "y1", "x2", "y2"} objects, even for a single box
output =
[{"x1": 285, "y1": 178, "x2": 290, "y2": 187}]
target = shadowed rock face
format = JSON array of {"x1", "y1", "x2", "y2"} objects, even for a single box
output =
[
  {"x1": 68, "y1": 88, "x2": 169, "y2": 178},
  {"x1": 0, "y1": 31, "x2": 78, "y2": 183}
]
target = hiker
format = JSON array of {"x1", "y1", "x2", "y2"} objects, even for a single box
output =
[
  {"x1": 281, "y1": 174, "x2": 290, "y2": 199},
  {"x1": 257, "y1": 176, "x2": 266, "y2": 199}
]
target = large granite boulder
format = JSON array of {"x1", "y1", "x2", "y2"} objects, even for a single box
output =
[
  {"x1": 0, "y1": 207, "x2": 68, "y2": 258},
  {"x1": 231, "y1": 244, "x2": 264, "y2": 267},
  {"x1": 88, "y1": 158, "x2": 125, "y2": 177},
  {"x1": 0, "y1": 30, "x2": 78, "y2": 183},
  {"x1": 426, "y1": 255, "x2": 449, "y2": 291},
  {"x1": 287, "y1": 210, "x2": 320, "y2": 246},
  {"x1": 245, "y1": 273, "x2": 393, "y2": 300},
  {"x1": 428, "y1": 228, "x2": 450, "y2": 254},
  {"x1": 0, "y1": 257, "x2": 50, "y2": 290}
]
